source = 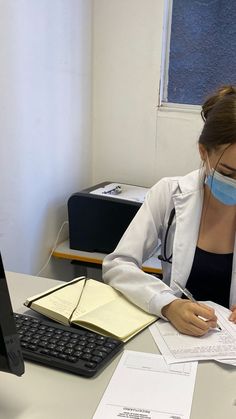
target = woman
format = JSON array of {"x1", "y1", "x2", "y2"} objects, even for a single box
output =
[{"x1": 102, "y1": 85, "x2": 236, "y2": 337}]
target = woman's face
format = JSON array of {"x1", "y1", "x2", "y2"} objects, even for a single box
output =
[{"x1": 200, "y1": 143, "x2": 236, "y2": 179}]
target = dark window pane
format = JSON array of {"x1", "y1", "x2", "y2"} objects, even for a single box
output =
[{"x1": 168, "y1": 0, "x2": 236, "y2": 105}]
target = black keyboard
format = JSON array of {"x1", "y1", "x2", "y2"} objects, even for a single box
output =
[{"x1": 14, "y1": 313, "x2": 124, "y2": 377}]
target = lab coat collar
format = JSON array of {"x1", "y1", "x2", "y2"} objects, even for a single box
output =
[
  {"x1": 170, "y1": 171, "x2": 204, "y2": 294},
  {"x1": 177, "y1": 169, "x2": 205, "y2": 195}
]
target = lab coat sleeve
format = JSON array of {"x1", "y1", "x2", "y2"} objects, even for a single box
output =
[{"x1": 102, "y1": 179, "x2": 177, "y2": 318}]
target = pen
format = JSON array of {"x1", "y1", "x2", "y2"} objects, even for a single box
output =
[
  {"x1": 102, "y1": 185, "x2": 122, "y2": 195},
  {"x1": 173, "y1": 280, "x2": 222, "y2": 331}
]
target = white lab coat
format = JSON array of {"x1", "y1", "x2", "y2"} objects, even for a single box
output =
[{"x1": 103, "y1": 169, "x2": 236, "y2": 318}]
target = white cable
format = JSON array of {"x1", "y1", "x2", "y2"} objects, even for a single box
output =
[{"x1": 36, "y1": 220, "x2": 69, "y2": 277}]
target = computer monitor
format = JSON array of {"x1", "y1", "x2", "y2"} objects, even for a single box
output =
[{"x1": 0, "y1": 253, "x2": 24, "y2": 376}]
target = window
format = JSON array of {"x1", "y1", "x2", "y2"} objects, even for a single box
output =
[{"x1": 161, "y1": 0, "x2": 236, "y2": 106}]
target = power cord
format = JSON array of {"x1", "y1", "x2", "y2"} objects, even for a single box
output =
[{"x1": 36, "y1": 220, "x2": 69, "y2": 277}]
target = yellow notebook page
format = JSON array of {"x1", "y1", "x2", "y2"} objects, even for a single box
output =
[{"x1": 73, "y1": 293, "x2": 156, "y2": 341}]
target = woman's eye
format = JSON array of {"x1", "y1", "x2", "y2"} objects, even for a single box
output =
[
  {"x1": 221, "y1": 172, "x2": 236, "y2": 179},
  {"x1": 220, "y1": 172, "x2": 233, "y2": 177}
]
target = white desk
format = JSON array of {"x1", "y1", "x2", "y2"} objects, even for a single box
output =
[
  {"x1": 53, "y1": 240, "x2": 162, "y2": 275},
  {"x1": 1, "y1": 271, "x2": 236, "y2": 419}
]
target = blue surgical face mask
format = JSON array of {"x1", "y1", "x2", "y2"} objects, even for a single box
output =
[{"x1": 205, "y1": 157, "x2": 236, "y2": 206}]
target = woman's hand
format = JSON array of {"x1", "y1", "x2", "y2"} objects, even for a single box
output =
[
  {"x1": 229, "y1": 305, "x2": 236, "y2": 322},
  {"x1": 161, "y1": 299, "x2": 218, "y2": 336}
]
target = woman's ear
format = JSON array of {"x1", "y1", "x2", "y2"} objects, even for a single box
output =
[{"x1": 198, "y1": 143, "x2": 207, "y2": 162}]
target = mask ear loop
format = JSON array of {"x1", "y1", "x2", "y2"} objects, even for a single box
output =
[
  {"x1": 205, "y1": 154, "x2": 211, "y2": 173},
  {"x1": 204, "y1": 154, "x2": 214, "y2": 189},
  {"x1": 205, "y1": 146, "x2": 232, "y2": 192},
  {"x1": 204, "y1": 152, "x2": 221, "y2": 217}
]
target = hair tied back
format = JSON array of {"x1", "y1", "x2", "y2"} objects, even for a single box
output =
[{"x1": 201, "y1": 84, "x2": 236, "y2": 122}]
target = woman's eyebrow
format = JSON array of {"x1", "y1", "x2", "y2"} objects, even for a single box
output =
[{"x1": 220, "y1": 163, "x2": 236, "y2": 172}]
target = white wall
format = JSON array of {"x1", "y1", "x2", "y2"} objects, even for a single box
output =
[
  {"x1": 0, "y1": 0, "x2": 92, "y2": 278},
  {"x1": 92, "y1": 0, "x2": 204, "y2": 187},
  {"x1": 0, "y1": 0, "x2": 204, "y2": 279}
]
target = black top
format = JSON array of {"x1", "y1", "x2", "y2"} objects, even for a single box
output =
[{"x1": 184, "y1": 247, "x2": 233, "y2": 308}]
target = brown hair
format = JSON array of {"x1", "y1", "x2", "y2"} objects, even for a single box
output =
[{"x1": 199, "y1": 85, "x2": 236, "y2": 152}]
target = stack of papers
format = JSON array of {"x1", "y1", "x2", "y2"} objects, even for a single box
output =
[
  {"x1": 93, "y1": 350, "x2": 197, "y2": 419},
  {"x1": 149, "y1": 301, "x2": 236, "y2": 366}
]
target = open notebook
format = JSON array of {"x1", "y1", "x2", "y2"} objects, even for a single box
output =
[{"x1": 24, "y1": 277, "x2": 157, "y2": 342}]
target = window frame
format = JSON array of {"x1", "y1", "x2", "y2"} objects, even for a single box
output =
[{"x1": 159, "y1": 0, "x2": 202, "y2": 113}]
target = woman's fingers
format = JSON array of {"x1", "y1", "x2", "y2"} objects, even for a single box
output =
[
  {"x1": 229, "y1": 305, "x2": 236, "y2": 322},
  {"x1": 195, "y1": 302, "x2": 217, "y2": 321},
  {"x1": 162, "y1": 299, "x2": 218, "y2": 336}
]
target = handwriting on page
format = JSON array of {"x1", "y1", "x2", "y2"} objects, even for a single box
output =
[{"x1": 35, "y1": 294, "x2": 79, "y2": 318}]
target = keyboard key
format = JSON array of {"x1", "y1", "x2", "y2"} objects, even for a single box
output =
[
  {"x1": 84, "y1": 362, "x2": 97, "y2": 369},
  {"x1": 64, "y1": 348, "x2": 74, "y2": 355},
  {"x1": 74, "y1": 351, "x2": 83, "y2": 357},
  {"x1": 28, "y1": 345, "x2": 37, "y2": 351},
  {"x1": 50, "y1": 351, "x2": 59, "y2": 357},
  {"x1": 67, "y1": 356, "x2": 77, "y2": 363},
  {"x1": 81, "y1": 354, "x2": 92, "y2": 361},
  {"x1": 91, "y1": 356, "x2": 102, "y2": 363},
  {"x1": 58, "y1": 354, "x2": 67, "y2": 360},
  {"x1": 92, "y1": 350, "x2": 107, "y2": 359}
]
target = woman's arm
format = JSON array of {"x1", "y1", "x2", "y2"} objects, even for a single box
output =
[{"x1": 103, "y1": 180, "x2": 177, "y2": 317}]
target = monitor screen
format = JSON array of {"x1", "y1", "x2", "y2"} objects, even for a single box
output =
[{"x1": 0, "y1": 253, "x2": 24, "y2": 376}]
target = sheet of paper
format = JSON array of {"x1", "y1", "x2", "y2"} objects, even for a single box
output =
[
  {"x1": 93, "y1": 350, "x2": 197, "y2": 419},
  {"x1": 216, "y1": 359, "x2": 236, "y2": 366},
  {"x1": 90, "y1": 183, "x2": 149, "y2": 203},
  {"x1": 150, "y1": 301, "x2": 236, "y2": 364}
]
